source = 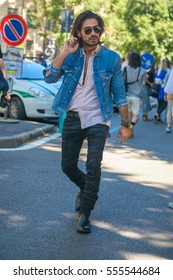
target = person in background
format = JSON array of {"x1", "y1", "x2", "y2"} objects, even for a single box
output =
[
  {"x1": 44, "y1": 10, "x2": 132, "y2": 234},
  {"x1": 0, "y1": 45, "x2": 11, "y2": 102},
  {"x1": 124, "y1": 52, "x2": 146, "y2": 136},
  {"x1": 141, "y1": 62, "x2": 158, "y2": 121},
  {"x1": 164, "y1": 59, "x2": 172, "y2": 86},
  {"x1": 35, "y1": 51, "x2": 47, "y2": 68},
  {"x1": 153, "y1": 59, "x2": 168, "y2": 123},
  {"x1": 121, "y1": 51, "x2": 130, "y2": 71},
  {"x1": 167, "y1": 64, "x2": 173, "y2": 207},
  {"x1": 164, "y1": 67, "x2": 173, "y2": 133}
]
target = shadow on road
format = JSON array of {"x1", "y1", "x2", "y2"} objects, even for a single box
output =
[{"x1": 0, "y1": 134, "x2": 173, "y2": 260}]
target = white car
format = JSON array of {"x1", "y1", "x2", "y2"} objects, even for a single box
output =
[{"x1": 0, "y1": 60, "x2": 61, "y2": 120}]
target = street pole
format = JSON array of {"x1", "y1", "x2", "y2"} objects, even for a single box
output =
[
  {"x1": 66, "y1": 10, "x2": 69, "y2": 39},
  {"x1": 43, "y1": 0, "x2": 46, "y2": 55}
]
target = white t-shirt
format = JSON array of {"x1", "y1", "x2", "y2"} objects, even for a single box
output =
[{"x1": 164, "y1": 68, "x2": 173, "y2": 94}]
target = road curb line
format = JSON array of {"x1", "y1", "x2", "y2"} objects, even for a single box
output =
[{"x1": 0, "y1": 124, "x2": 56, "y2": 148}]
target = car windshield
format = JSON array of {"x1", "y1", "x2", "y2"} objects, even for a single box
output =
[{"x1": 19, "y1": 60, "x2": 45, "y2": 80}]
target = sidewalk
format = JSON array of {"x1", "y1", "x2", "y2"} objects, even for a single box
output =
[{"x1": 0, "y1": 118, "x2": 57, "y2": 148}]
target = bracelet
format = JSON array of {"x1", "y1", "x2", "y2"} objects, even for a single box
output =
[
  {"x1": 121, "y1": 121, "x2": 134, "y2": 130},
  {"x1": 121, "y1": 120, "x2": 130, "y2": 127}
]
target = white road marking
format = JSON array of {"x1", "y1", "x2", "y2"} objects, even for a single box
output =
[
  {"x1": 0, "y1": 133, "x2": 61, "y2": 152},
  {"x1": 0, "y1": 119, "x2": 123, "y2": 152}
]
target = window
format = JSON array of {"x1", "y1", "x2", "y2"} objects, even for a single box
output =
[{"x1": 8, "y1": 7, "x2": 18, "y2": 14}]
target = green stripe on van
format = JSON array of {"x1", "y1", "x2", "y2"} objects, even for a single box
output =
[{"x1": 13, "y1": 90, "x2": 36, "y2": 98}]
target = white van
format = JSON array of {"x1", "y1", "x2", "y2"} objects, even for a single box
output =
[{"x1": 0, "y1": 60, "x2": 61, "y2": 120}]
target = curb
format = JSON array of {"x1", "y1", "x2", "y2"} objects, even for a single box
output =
[
  {"x1": 0, "y1": 118, "x2": 19, "y2": 123},
  {"x1": 0, "y1": 124, "x2": 56, "y2": 148}
]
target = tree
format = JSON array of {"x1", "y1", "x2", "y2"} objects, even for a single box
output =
[
  {"x1": 72, "y1": 0, "x2": 173, "y2": 61},
  {"x1": 30, "y1": 0, "x2": 173, "y2": 61},
  {"x1": 32, "y1": 0, "x2": 80, "y2": 51},
  {"x1": 122, "y1": 0, "x2": 173, "y2": 61}
]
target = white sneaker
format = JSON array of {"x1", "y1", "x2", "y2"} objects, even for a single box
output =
[
  {"x1": 168, "y1": 202, "x2": 173, "y2": 209},
  {"x1": 166, "y1": 126, "x2": 171, "y2": 133}
]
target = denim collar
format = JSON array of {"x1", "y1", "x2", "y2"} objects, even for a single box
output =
[{"x1": 79, "y1": 45, "x2": 103, "y2": 57}]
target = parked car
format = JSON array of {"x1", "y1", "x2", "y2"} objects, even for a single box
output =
[{"x1": 0, "y1": 60, "x2": 62, "y2": 120}]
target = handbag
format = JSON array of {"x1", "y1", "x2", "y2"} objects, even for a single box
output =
[
  {"x1": 0, "y1": 69, "x2": 9, "y2": 92},
  {"x1": 149, "y1": 83, "x2": 161, "y2": 98}
]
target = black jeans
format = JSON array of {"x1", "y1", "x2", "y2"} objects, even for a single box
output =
[
  {"x1": 61, "y1": 117, "x2": 109, "y2": 216},
  {"x1": 157, "y1": 99, "x2": 167, "y2": 118}
]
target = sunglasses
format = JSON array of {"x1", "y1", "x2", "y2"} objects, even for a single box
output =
[{"x1": 83, "y1": 26, "x2": 102, "y2": 35}]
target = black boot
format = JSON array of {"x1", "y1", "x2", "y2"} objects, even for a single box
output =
[
  {"x1": 154, "y1": 115, "x2": 162, "y2": 123},
  {"x1": 75, "y1": 190, "x2": 83, "y2": 211},
  {"x1": 77, "y1": 213, "x2": 92, "y2": 234}
]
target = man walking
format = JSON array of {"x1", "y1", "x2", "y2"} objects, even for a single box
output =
[{"x1": 44, "y1": 10, "x2": 132, "y2": 233}]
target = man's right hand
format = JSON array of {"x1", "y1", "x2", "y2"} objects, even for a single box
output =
[
  {"x1": 62, "y1": 37, "x2": 79, "y2": 56},
  {"x1": 52, "y1": 37, "x2": 79, "y2": 69}
]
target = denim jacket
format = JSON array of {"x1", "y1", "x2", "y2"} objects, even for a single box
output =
[{"x1": 44, "y1": 46, "x2": 127, "y2": 122}]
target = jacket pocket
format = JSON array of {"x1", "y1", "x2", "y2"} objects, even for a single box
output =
[{"x1": 99, "y1": 72, "x2": 113, "y2": 95}]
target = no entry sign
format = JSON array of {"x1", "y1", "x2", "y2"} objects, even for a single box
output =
[{"x1": 0, "y1": 14, "x2": 27, "y2": 46}]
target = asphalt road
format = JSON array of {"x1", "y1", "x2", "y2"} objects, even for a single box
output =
[{"x1": 0, "y1": 111, "x2": 173, "y2": 260}]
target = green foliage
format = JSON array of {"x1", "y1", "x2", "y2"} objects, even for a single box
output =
[
  {"x1": 27, "y1": 10, "x2": 40, "y2": 29},
  {"x1": 31, "y1": 0, "x2": 173, "y2": 61},
  {"x1": 121, "y1": 0, "x2": 173, "y2": 61}
]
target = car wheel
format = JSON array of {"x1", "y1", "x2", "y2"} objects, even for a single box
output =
[{"x1": 9, "y1": 96, "x2": 26, "y2": 120}]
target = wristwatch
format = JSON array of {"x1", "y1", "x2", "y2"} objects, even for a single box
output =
[
  {"x1": 128, "y1": 123, "x2": 134, "y2": 130},
  {"x1": 121, "y1": 120, "x2": 134, "y2": 130}
]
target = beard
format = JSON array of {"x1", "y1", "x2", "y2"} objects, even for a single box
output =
[{"x1": 81, "y1": 35, "x2": 100, "y2": 47}]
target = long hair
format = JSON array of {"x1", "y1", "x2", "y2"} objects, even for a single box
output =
[
  {"x1": 157, "y1": 59, "x2": 168, "y2": 75},
  {"x1": 150, "y1": 62, "x2": 157, "y2": 73},
  {"x1": 71, "y1": 10, "x2": 105, "y2": 47},
  {"x1": 129, "y1": 52, "x2": 141, "y2": 68}
]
